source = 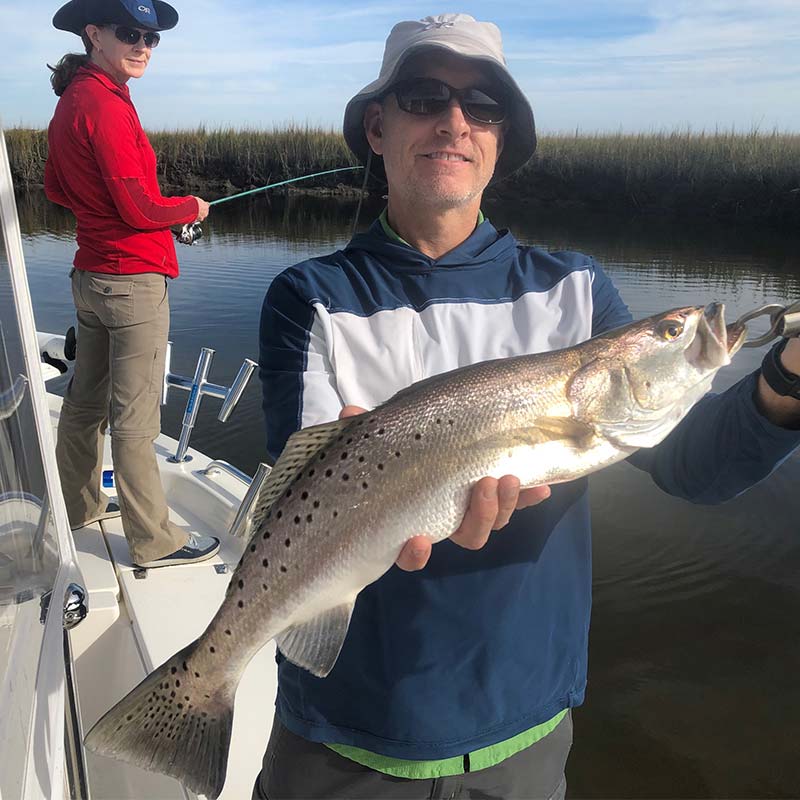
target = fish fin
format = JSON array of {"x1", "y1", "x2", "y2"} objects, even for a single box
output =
[
  {"x1": 530, "y1": 416, "x2": 595, "y2": 442},
  {"x1": 84, "y1": 640, "x2": 236, "y2": 799},
  {"x1": 482, "y1": 418, "x2": 595, "y2": 450},
  {"x1": 251, "y1": 418, "x2": 351, "y2": 525},
  {"x1": 276, "y1": 600, "x2": 356, "y2": 677}
]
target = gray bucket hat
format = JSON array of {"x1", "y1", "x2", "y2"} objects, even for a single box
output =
[{"x1": 342, "y1": 13, "x2": 536, "y2": 183}]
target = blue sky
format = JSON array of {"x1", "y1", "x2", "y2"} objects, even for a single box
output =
[{"x1": 1, "y1": 0, "x2": 799, "y2": 132}]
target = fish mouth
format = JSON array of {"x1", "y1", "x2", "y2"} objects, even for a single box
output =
[{"x1": 687, "y1": 302, "x2": 745, "y2": 369}]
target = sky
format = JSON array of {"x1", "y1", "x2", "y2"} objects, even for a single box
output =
[{"x1": 1, "y1": 0, "x2": 799, "y2": 133}]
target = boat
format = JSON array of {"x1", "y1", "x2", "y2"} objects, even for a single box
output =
[{"x1": 0, "y1": 125, "x2": 277, "y2": 799}]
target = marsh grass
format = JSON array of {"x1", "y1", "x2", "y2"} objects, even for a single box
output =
[
  {"x1": 507, "y1": 130, "x2": 800, "y2": 226},
  {"x1": 146, "y1": 125, "x2": 358, "y2": 191},
  {"x1": 7, "y1": 126, "x2": 800, "y2": 226},
  {"x1": 7, "y1": 128, "x2": 49, "y2": 186}
]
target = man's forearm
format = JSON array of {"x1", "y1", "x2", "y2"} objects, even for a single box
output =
[{"x1": 755, "y1": 338, "x2": 800, "y2": 429}]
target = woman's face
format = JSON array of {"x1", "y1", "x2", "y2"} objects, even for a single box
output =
[{"x1": 85, "y1": 24, "x2": 154, "y2": 83}]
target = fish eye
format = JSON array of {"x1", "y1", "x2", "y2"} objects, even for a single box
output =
[{"x1": 656, "y1": 319, "x2": 684, "y2": 341}]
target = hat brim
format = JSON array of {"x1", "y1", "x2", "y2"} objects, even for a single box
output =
[
  {"x1": 342, "y1": 43, "x2": 536, "y2": 184},
  {"x1": 53, "y1": 0, "x2": 179, "y2": 34}
]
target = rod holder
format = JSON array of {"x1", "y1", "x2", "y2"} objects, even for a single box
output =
[
  {"x1": 218, "y1": 359, "x2": 257, "y2": 422},
  {"x1": 228, "y1": 462, "x2": 272, "y2": 539},
  {"x1": 162, "y1": 342, "x2": 257, "y2": 463}
]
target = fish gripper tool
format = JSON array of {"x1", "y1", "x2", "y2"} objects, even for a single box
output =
[{"x1": 737, "y1": 300, "x2": 800, "y2": 347}]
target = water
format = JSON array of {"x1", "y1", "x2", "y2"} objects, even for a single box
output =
[{"x1": 19, "y1": 193, "x2": 800, "y2": 798}]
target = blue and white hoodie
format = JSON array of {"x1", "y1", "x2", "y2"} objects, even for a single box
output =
[{"x1": 258, "y1": 217, "x2": 799, "y2": 760}]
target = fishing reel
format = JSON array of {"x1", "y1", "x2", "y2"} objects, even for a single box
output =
[{"x1": 176, "y1": 222, "x2": 203, "y2": 246}]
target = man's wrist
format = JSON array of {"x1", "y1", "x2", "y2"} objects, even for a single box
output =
[
  {"x1": 779, "y1": 336, "x2": 800, "y2": 375},
  {"x1": 761, "y1": 339, "x2": 800, "y2": 400}
]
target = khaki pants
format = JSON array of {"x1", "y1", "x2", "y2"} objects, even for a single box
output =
[{"x1": 56, "y1": 270, "x2": 187, "y2": 564}]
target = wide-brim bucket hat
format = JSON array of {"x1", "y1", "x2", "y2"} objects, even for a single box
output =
[
  {"x1": 53, "y1": 0, "x2": 178, "y2": 34},
  {"x1": 343, "y1": 13, "x2": 536, "y2": 184}
]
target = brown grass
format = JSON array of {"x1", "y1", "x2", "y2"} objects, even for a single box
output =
[{"x1": 7, "y1": 126, "x2": 800, "y2": 226}]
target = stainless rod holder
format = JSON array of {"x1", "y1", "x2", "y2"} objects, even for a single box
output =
[
  {"x1": 228, "y1": 462, "x2": 272, "y2": 539},
  {"x1": 162, "y1": 342, "x2": 257, "y2": 463},
  {"x1": 219, "y1": 359, "x2": 257, "y2": 422},
  {"x1": 162, "y1": 341, "x2": 173, "y2": 406},
  {"x1": 170, "y1": 348, "x2": 214, "y2": 463}
]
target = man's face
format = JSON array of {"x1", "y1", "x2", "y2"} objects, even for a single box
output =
[{"x1": 364, "y1": 52, "x2": 505, "y2": 211}]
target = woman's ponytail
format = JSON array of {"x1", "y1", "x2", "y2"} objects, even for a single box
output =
[{"x1": 48, "y1": 32, "x2": 93, "y2": 96}]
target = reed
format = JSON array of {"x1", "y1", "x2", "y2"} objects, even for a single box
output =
[
  {"x1": 146, "y1": 125, "x2": 357, "y2": 191},
  {"x1": 505, "y1": 129, "x2": 800, "y2": 227},
  {"x1": 7, "y1": 128, "x2": 49, "y2": 186},
  {"x1": 7, "y1": 126, "x2": 800, "y2": 227}
]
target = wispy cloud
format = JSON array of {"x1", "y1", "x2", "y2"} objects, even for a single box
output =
[{"x1": 1, "y1": 0, "x2": 798, "y2": 132}]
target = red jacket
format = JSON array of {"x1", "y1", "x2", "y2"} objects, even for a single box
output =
[{"x1": 44, "y1": 62, "x2": 198, "y2": 278}]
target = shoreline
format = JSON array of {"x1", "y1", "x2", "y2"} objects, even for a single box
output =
[{"x1": 8, "y1": 127, "x2": 800, "y2": 231}]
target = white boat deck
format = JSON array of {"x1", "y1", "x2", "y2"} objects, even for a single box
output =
[{"x1": 49, "y1": 396, "x2": 277, "y2": 800}]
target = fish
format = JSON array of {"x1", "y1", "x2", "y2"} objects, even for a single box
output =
[{"x1": 84, "y1": 303, "x2": 746, "y2": 798}]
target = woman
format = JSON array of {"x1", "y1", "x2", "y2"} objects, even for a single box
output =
[{"x1": 45, "y1": 0, "x2": 219, "y2": 568}]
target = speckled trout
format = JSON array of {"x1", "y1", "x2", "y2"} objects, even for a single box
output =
[{"x1": 85, "y1": 303, "x2": 746, "y2": 798}]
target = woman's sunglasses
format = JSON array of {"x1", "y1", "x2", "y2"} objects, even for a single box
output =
[
  {"x1": 110, "y1": 25, "x2": 161, "y2": 48},
  {"x1": 386, "y1": 78, "x2": 508, "y2": 125}
]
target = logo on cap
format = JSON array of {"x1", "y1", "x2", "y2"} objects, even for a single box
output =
[
  {"x1": 422, "y1": 20, "x2": 455, "y2": 30},
  {"x1": 138, "y1": 4, "x2": 151, "y2": 12}
]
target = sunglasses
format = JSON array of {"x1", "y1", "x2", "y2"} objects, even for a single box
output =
[
  {"x1": 110, "y1": 24, "x2": 161, "y2": 48},
  {"x1": 387, "y1": 78, "x2": 508, "y2": 125}
]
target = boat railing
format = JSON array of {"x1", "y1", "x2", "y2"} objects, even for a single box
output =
[
  {"x1": 63, "y1": 619, "x2": 90, "y2": 800},
  {"x1": 201, "y1": 459, "x2": 253, "y2": 486}
]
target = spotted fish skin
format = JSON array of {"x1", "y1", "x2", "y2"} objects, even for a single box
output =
[{"x1": 84, "y1": 304, "x2": 745, "y2": 798}]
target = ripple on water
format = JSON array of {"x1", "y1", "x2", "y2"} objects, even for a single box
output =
[{"x1": 591, "y1": 453, "x2": 800, "y2": 613}]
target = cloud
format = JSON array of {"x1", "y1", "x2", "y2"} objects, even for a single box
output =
[
  {"x1": 501, "y1": 0, "x2": 800, "y2": 130},
  {"x1": 1, "y1": 0, "x2": 798, "y2": 131}
]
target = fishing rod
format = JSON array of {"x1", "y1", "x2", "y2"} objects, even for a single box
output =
[{"x1": 177, "y1": 165, "x2": 364, "y2": 245}]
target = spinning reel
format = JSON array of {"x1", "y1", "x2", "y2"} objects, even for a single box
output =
[{"x1": 176, "y1": 222, "x2": 203, "y2": 246}]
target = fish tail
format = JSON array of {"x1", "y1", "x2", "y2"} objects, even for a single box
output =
[{"x1": 84, "y1": 639, "x2": 236, "y2": 799}]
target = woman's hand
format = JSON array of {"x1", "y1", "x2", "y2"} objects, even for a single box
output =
[
  {"x1": 192, "y1": 197, "x2": 210, "y2": 222},
  {"x1": 337, "y1": 405, "x2": 551, "y2": 572}
]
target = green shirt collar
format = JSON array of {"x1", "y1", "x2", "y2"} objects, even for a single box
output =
[{"x1": 379, "y1": 209, "x2": 485, "y2": 247}]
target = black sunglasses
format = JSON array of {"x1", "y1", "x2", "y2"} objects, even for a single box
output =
[
  {"x1": 110, "y1": 24, "x2": 161, "y2": 48},
  {"x1": 387, "y1": 78, "x2": 508, "y2": 125}
]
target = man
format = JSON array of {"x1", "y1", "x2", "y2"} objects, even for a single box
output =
[{"x1": 256, "y1": 14, "x2": 800, "y2": 799}]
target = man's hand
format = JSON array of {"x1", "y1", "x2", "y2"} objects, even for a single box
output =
[{"x1": 338, "y1": 405, "x2": 551, "y2": 572}]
